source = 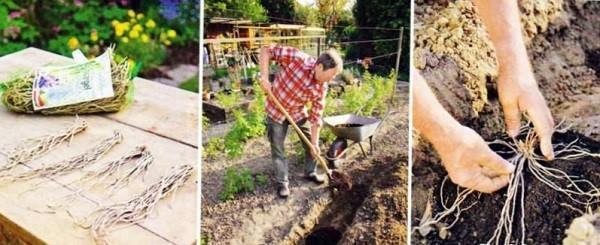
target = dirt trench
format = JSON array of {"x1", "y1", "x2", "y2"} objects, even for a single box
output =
[{"x1": 201, "y1": 85, "x2": 408, "y2": 244}]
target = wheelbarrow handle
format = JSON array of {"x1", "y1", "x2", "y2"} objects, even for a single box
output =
[{"x1": 264, "y1": 89, "x2": 332, "y2": 176}]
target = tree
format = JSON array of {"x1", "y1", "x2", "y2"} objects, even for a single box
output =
[
  {"x1": 316, "y1": 0, "x2": 347, "y2": 31},
  {"x1": 351, "y1": 0, "x2": 410, "y2": 77},
  {"x1": 294, "y1": 1, "x2": 320, "y2": 27},
  {"x1": 204, "y1": 0, "x2": 267, "y2": 22},
  {"x1": 260, "y1": 0, "x2": 296, "y2": 23}
]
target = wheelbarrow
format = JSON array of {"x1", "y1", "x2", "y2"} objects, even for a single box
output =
[{"x1": 323, "y1": 114, "x2": 382, "y2": 168}]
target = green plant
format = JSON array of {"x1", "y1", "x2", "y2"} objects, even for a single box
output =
[
  {"x1": 179, "y1": 75, "x2": 200, "y2": 93},
  {"x1": 111, "y1": 9, "x2": 177, "y2": 72},
  {"x1": 214, "y1": 91, "x2": 242, "y2": 111},
  {"x1": 0, "y1": 1, "x2": 41, "y2": 55},
  {"x1": 202, "y1": 115, "x2": 211, "y2": 132},
  {"x1": 43, "y1": 1, "x2": 127, "y2": 57},
  {"x1": 203, "y1": 137, "x2": 224, "y2": 160},
  {"x1": 361, "y1": 71, "x2": 396, "y2": 115},
  {"x1": 201, "y1": 234, "x2": 210, "y2": 245},
  {"x1": 224, "y1": 109, "x2": 266, "y2": 158},
  {"x1": 255, "y1": 173, "x2": 268, "y2": 187},
  {"x1": 223, "y1": 81, "x2": 266, "y2": 158},
  {"x1": 219, "y1": 167, "x2": 256, "y2": 201}
]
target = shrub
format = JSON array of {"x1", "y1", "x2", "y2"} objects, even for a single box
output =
[
  {"x1": 219, "y1": 167, "x2": 256, "y2": 201},
  {"x1": 0, "y1": 1, "x2": 41, "y2": 55}
]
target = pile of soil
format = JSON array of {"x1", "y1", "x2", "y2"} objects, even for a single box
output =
[
  {"x1": 412, "y1": 131, "x2": 600, "y2": 244},
  {"x1": 201, "y1": 85, "x2": 409, "y2": 244},
  {"x1": 414, "y1": 0, "x2": 600, "y2": 139}
]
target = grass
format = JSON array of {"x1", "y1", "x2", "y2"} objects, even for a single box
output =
[{"x1": 179, "y1": 75, "x2": 199, "y2": 93}]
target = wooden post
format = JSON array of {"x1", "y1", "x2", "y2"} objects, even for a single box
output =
[
  {"x1": 395, "y1": 27, "x2": 404, "y2": 78},
  {"x1": 317, "y1": 37, "x2": 322, "y2": 56},
  {"x1": 392, "y1": 27, "x2": 405, "y2": 103}
]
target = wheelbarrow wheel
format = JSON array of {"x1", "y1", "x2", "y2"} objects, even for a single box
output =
[{"x1": 327, "y1": 137, "x2": 347, "y2": 169}]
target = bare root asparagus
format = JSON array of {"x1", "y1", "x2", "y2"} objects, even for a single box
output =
[
  {"x1": 0, "y1": 118, "x2": 87, "y2": 172},
  {"x1": 4, "y1": 131, "x2": 122, "y2": 182},
  {"x1": 415, "y1": 123, "x2": 600, "y2": 244},
  {"x1": 87, "y1": 164, "x2": 193, "y2": 244},
  {"x1": 77, "y1": 146, "x2": 154, "y2": 193}
]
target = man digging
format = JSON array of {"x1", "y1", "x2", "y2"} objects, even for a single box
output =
[{"x1": 258, "y1": 44, "x2": 343, "y2": 198}]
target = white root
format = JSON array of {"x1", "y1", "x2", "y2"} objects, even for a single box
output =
[
  {"x1": 2, "y1": 131, "x2": 122, "y2": 182},
  {"x1": 85, "y1": 164, "x2": 193, "y2": 244},
  {"x1": 0, "y1": 118, "x2": 87, "y2": 172},
  {"x1": 417, "y1": 123, "x2": 600, "y2": 244}
]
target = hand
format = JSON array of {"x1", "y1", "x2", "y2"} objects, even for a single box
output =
[
  {"x1": 310, "y1": 141, "x2": 321, "y2": 157},
  {"x1": 497, "y1": 69, "x2": 554, "y2": 160},
  {"x1": 435, "y1": 126, "x2": 515, "y2": 193}
]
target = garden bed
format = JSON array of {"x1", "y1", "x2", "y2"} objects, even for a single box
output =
[{"x1": 201, "y1": 85, "x2": 408, "y2": 244}]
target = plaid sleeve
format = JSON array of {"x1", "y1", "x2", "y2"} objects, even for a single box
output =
[
  {"x1": 268, "y1": 44, "x2": 302, "y2": 67},
  {"x1": 308, "y1": 89, "x2": 327, "y2": 127}
]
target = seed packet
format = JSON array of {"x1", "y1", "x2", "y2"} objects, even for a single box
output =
[{"x1": 32, "y1": 50, "x2": 114, "y2": 110}]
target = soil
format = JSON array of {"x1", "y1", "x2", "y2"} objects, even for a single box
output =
[
  {"x1": 412, "y1": 131, "x2": 600, "y2": 244},
  {"x1": 413, "y1": 0, "x2": 600, "y2": 244},
  {"x1": 334, "y1": 124, "x2": 363, "y2": 128},
  {"x1": 201, "y1": 84, "x2": 409, "y2": 244}
]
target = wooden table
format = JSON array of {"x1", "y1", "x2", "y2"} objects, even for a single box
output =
[{"x1": 0, "y1": 48, "x2": 198, "y2": 244}]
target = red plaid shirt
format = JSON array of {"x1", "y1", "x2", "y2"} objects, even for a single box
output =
[{"x1": 265, "y1": 45, "x2": 328, "y2": 126}]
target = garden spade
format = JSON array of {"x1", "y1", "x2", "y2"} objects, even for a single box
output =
[{"x1": 264, "y1": 88, "x2": 352, "y2": 191}]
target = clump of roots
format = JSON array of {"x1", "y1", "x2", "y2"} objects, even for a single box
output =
[
  {"x1": 1, "y1": 50, "x2": 132, "y2": 115},
  {"x1": 2, "y1": 131, "x2": 122, "y2": 182},
  {"x1": 415, "y1": 122, "x2": 600, "y2": 244},
  {"x1": 84, "y1": 164, "x2": 193, "y2": 244},
  {"x1": 76, "y1": 146, "x2": 154, "y2": 193},
  {"x1": 0, "y1": 118, "x2": 87, "y2": 172}
]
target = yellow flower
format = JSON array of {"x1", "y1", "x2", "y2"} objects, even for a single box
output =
[
  {"x1": 122, "y1": 37, "x2": 129, "y2": 43},
  {"x1": 67, "y1": 37, "x2": 79, "y2": 50},
  {"x1": 130, "y1": 18, "x2": 136, "y2": 23},
  {"x1": 136, "y1": 13, "x2": 144, "y2": 20},
  {"x1": 133, "y1": 24, "x2": 143, "y2": 32},
  {"x1": 128, "y1": 10, "x2": 135, "y2": 18},
  {"x1": 123, "y1": 22, "x2": 130, "y2": 31},
  {"x1": 115, "y1": 23, "x2": 125, "y2": 37},
  {"x1": 159, "y1": 32, "x2": 167, "y2": 41},
  {"x1": 111, "y1": 20, "x2": 119, "y2": 27},
  {"x1": 90, "y1": 31, "x2": 98, "y2": 42},
  {"x1": 145, "y1": 19, "x2": 156, "y2": 29},
  {"x1": 129, "y1": 30, "x2": 140, "y2": 39},
  {"x1": 167, "y1": 29, "x2": 177, "y2": 38},
  {"x1": 163, "y1": 40, "x2": 172, "y2": 46},
  {"x1": 141, "y1": 34, "x2": 150, "y2": 43},
  {"x1": 128, "y1": 59, "x2": 136, "y2": 69}
]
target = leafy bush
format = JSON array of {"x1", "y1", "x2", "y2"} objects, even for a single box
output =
[
  {"x1": 223, "y1": 81, "x2": 266, "y2": 158},
  {"x1": 219, "y1": 167, "x2": 256, "y2": 201},
  {"x1": 214, "y1": 91, "x2": 241, "y2": 110},
  {"x1": 1, "y1": 1, "x2": 199, "y2": 75},
  {"x1": 203, "y1": 137, "x2": 224, "y2": 160},
  {"x1": 0, "y1": 1, "x2": 41, "y2": 55},
  {"x1": 44, "y1": 1, "x2": 127, "y2": 57},
  {"x1": 111, "y1": 9, "x2": 179, "y2": 71}
]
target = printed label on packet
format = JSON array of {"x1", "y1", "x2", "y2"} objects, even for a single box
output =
[{"x1": 32, "y1": 50, "x2": 114, "y2": 110}]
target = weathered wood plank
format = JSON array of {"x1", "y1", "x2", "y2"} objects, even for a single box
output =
[
  {"x1": 0, "y1": 47, "x2": 199, "y2": 147},
  {"x1": 0, "y1": 48, "x2": 198, "y2": 244}
]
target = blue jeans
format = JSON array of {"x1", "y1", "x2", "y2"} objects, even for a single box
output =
[{"x1": 266, "y1": 117, "x2": 317, "y2": 185}]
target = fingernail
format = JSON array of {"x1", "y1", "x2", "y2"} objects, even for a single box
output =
[{"x1": 542, "y1": 140, "x2": 554, "y2": 160}]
